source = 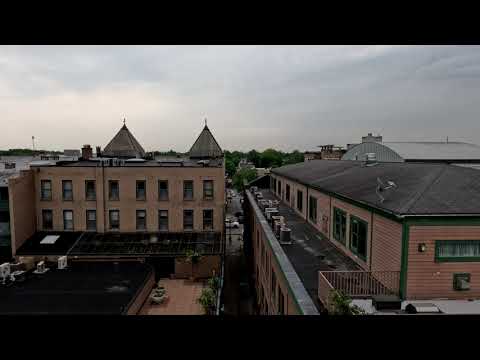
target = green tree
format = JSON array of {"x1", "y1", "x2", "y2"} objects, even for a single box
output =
[
  {"x1": 225, "y1": 158, "x2": 236, "y2": 177},
  {"x1": 260, "y1": 148, "x2": 283, "y2": 168},
  {"x1": 233, "y1": 168, "x2": 258, "y2": 191},
  {"x1": 284, "y1": 150, "x2": 304, "y2": 165},
  {"x1": 328, "y1": 290, "x2": 365, "y2": 315},
  {"x1": 247, "y1": 149, "x2": 261, "y2": 168}
]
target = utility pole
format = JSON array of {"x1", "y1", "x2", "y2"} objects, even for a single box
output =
[{"x1": 32, "y1": 136, "x2": 35, "y2": 153}]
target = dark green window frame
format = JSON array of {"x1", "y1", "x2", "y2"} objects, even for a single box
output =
[
  {"x1": 333, "y1": 207, "x2": 347, "y2": 245},
  {"x1": 435, "y1": 240, "x2": 480, "y2": 262},
  {"x1": 349, "y1": 215, "x2": 368, "y2": 261}
]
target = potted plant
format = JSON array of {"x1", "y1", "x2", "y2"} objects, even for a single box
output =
[
  {"x1": 184, "y1": 249, "x2": 203, "y2": 281},
  {"x1": 328, "y1": 290, "x2": 365, "y2": 315}
]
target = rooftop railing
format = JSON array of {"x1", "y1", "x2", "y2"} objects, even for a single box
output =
[{"x1": 318, "y1": 270, "x2": 401, "y2": 309}]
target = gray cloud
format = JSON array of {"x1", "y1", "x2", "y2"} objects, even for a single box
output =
[{"x1": 0, "y1": 45, "x2": 479, "y2": 152}]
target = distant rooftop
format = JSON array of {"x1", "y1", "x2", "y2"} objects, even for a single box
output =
[
  {"x1": 0, "y1": 261, "x2": 153, "y2": 315},
  {"x1": 188, "y1": 123, "x2": 223, "y2": 159}
]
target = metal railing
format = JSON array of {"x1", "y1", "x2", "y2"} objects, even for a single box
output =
[{"x1": 319, "y1": 270, "x2": 400, "y2": 300}]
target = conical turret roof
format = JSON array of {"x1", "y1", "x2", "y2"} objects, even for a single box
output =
[
  {"x1": 189, "y1": 124, "x2": 223, "y2": 159},
  {"x1": 103, "y1": 124, "x2": 146, "y2": 158}
]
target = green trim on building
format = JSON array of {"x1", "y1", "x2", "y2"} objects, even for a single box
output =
[
  {"x1": 434, "y1": 239, "x2": 480, "y2": 263},
  {"x1": 349, "y1": 215, "x2": 368, "y2": 262},
  {"x1": 399, "y1": 221, "x2": 409, "y2": 300},
  {"x1": 403, "y1": 217, "x2": 480, "y2": 226},
  {"x1": 332, "y1": 207, "x2": 347, "y2": 245}
]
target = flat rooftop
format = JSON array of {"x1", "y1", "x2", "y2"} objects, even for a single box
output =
[
  {"x1": 16, "y1": 231, "x2": 223, "y2": 257},
  {"x1": 0, "y1": 261, "x2": 153, "y2": 315},
  {"x1": 251, "y1": 188, "x2": 360, "y2": 312}
]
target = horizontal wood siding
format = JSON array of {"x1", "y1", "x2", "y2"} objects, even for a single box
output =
[
  {"x1": 371, "y1": 214, "x2": 402, "y2": 272},
  {"x1": 407, "y1": 226, "x2": 480, "y2": 299}
]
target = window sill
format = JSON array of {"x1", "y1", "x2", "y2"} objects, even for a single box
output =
[
  {"x1": 40, "y1": 199, "x2": 52, "y2": 202},
  {"x1": 158, "y1": 198, "x2": 169, "y2": 202},
  {"x1": 435, "y1": 257, "x2": 480, "y2": 263}
]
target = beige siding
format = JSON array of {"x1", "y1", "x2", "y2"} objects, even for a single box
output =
[
  {"x1": 407, "y1": 225, "x2": 480, "y2": 299},
  {"x1": 8, "y1": 170, "x2": 36, "y2": 254},
  {"x1": 33, "y1": 165, "x2": 225, "y2": 233}
]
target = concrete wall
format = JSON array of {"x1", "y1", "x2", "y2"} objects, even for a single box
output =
[
  {"x1": 407, "y1": 225, "x2": 480, "y2": 299},
  {"x1": 33, "y1": 165, "x2": 225, "y2": 233},
  {"x1": 174, "y1": 255, "x2": 221, "y2": 279},
  {"x1": 127, "y1": 269, "x2": 155, "y2": 315},
  {"x1": 8, "y1": 170, "x2": 36, "y2": 255}
]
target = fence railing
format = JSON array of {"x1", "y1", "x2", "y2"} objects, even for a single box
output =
[{"x1": 318, "y1": 270, "x2": 400, "y2": 305}]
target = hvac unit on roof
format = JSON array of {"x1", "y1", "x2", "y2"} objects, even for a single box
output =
[
  {"x1": 58, "y1": 256, "x2": 67, "y2": 270},
  {"x1": 376, "y1": 177, "x2": 398, "y2": 203},
  {"x1": 34, "y1": 261, "x2": 49, "y2": 274},
  {"x1": 1, "y1": 263, "x2": 11, "y2": 284},
  {"x1": 279, "y1": 227, "x2": 292, "y2": 244}
]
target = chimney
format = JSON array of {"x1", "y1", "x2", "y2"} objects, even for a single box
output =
[
  {"x1": 96, "y1": 146, "x2": 102, "y2": 158},
  {"x1": 81, "y1": 145, "x2": 93, "y2": 160}
]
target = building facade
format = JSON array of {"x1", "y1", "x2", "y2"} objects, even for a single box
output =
[
  {"x1": 245, "y1": 160, "x2": 480, "y2": 314},
  {"x1": 6, "y1": 123, "x2": 226, "y2": 280}
]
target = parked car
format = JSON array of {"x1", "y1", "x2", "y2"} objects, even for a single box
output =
[{"x1": 225, "y1": 218, "x2": 240, "y2": 228}]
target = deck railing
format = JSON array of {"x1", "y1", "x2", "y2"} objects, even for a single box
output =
[{"x1": 318, "y1": 270, "x2": 401, "y2": 306}]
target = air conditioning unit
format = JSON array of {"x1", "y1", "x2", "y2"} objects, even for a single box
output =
[
  {"x1": 279, "y1": 227, "x2": 292, "y2": 244},
  {"x1": 58, "y1": 256, "x2": 67, "y2": 270},
  {"x1": 34, "y1": 261, "x2": 48, "y2": 274},
  {"x1": 457, "y1": 278, "x2": 471, "y2": 291},
  {"x1": 1, "y1": 263, "x2": 11, "y2": 282}
]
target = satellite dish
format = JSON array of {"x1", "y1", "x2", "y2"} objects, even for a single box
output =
[{"x1": 376, "y1": 177, "x2": 397, "y2": 203}]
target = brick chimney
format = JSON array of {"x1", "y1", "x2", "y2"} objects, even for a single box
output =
[
  {"x1": 96, "y1": 146, "x2": 102, "y2": 158},
  {"x1": 81, "y1": 145, "x2": 93, "y2": 160}
]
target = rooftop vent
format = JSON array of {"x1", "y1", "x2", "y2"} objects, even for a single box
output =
[
  {"x1": 33, "y1": 261, "x2": 49, "y2": 275},
  {"x1": 81, "y1": 145, "x2": 93, "y2": 160},
  {"x1": 279, "y1": 227, "x2": 292, "y2": 244},
  {"x1": 57, "y1": 256, "x2": 67, "y2": 270}
]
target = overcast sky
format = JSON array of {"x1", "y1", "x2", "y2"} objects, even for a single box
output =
[{"x1": 1, "y1": 45, "x2": 480, "y2": 152}]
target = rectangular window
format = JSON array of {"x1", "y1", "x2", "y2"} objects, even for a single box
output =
[
  {"x1": 184, "y1": 180, "x2": 194, "y2": 200},
  {"x1": 203, "y1": 180, "x2": 214, "y2": 200},
  {"x1": 333, "y1": 207, "x2": 347, "y2": 245},
  {"x1": 278, "y1": 288, "x2": 285, "y2": 315},
  {"x1": 309, "y1": 196, "x2": 317, "y2": 223},
  {"x1": 158, "y1": 210, "x2": 168, "y2": 231},
  {"x1": 349, "y1": 216, "x2": 368, "y2": 260},
  {"x1": 85, "y1": 180, "x2": 96, "y2": 201},
  {"x1": 109, "y1": 210, "x2": 120, "y2": 230},
  {"x1": 158, "y1": 180, "x2": 168, "y2": 201},
  {"x1": 453, "y1": 273, "x2": 471, "y2": 291},
  {"x1": 183, "y1": 209, "x2": 194, "y2": 231},
  {"x1": 41, "y1": 180, "x2": 52, "y2": 201},
  {"x1": 273, "y1": 178, "x2": 277, "y2": 193},
  {"x1": 136, "y1": 210, "x2": 146, "y2": 230},
  {"x1": 136, "y1": 180, "x2": 146, "y2": 201},
  {"x1": 109, "y1": 180, "x2": 119, "y2": 201},
  {"x1": 286, "y1": 184, "x2": 290, "y2": 202},
  {"x1": 63, "y1": 210, "x2": 73, "y2": 230},
  {"x1": 86, "y1": 210, "x2": 96, "y2": 231},
  {"x1": 278, "y1": 180, "x2": 282, "y2": 196},
  {"x1": 42, "y1": 209, "x2": 53, "y2": 230},
  {"x1": 297, "y1": 190, "x2": 303, "y2": 212},
  {"x1": 203, "y1": 209, "x2": 213, "y2": 231},
  {"x1": 435, "y1": 240, "x2": 480, "y2": 262},
  {"x1": 62, "y1": 180, "x2": 73, "y2": 201},
  {"x1": 0, "y1": 188, "x2": 9, "y2": 201}
]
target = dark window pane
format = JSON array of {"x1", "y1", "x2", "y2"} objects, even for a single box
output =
[
  {"x1": 184, "y1": 180, "x2": 194, "y2": 200},
  {"x1": 109, "y1": 210, "x2": 120, "y2": 230},
  {"x1": 183, "y1": 209, "x2": 194, "y2": 230},
  {"x1": 42, "y1": 209, "x2": 53, "y2": 230},
  {"x1": 297, "y1": 190, "x2": 303, "y2": 211},
  {"x1": 85, "y1": 180, "x2": 96, "y2": 200},
  {"x1": 203, "y1": 180, "x2": 214, "y2": 200},
  {"x1": 62, "y1": 180, "x2": 73, "y2": 201},
  {"x1": 203, "y1": 209, "x2": 213, "y2": 230},
  {"x1": 63, "y1": 210, "x2": 73, "y2": 230},
  {"x1": 41, "y1": 180, "x2": 52, "y2": 200},
  {"x1": 286, "y1": 185, "x2": 290, "y2": 202},
  {"x1": 109, "y1": 181, "x2": 119, "y2": 201},
  {"x1": 159, "y1": 210, "x2": 168, "y2": 231},
  {"x1": 136, "y1": 180, "x2": 146, "y2": 200},
  {"x1": 158, "y1": 180, "x2": 168, "y2": 200},
  {"x1": 86, "y1": 210, "x2": 96, "y2": 231},
  {"x1": 136, "y1": 210, "x2": 146, "y2": 230}
]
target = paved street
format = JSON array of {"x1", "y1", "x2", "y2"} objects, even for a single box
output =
[{"x1": 222, "y1": 187, "x2": 253, "y2": 315}]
